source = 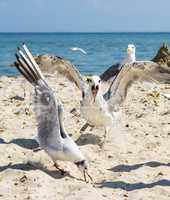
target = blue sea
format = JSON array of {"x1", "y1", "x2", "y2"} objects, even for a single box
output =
[{"x1": 0, "y1": 32, "x2": 170, "y2": 76}]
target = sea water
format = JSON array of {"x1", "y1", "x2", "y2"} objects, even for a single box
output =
[{"x1": 0, "y1": 32, "x2": 169, "y2": 76}]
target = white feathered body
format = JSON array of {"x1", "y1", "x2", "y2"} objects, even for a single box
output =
[
  {"x1": 80, "y1": 89, "x2": 114, "y2": 128},
  {"x1": 44, "y1": 137, "x2": 85, "y2": 163}
]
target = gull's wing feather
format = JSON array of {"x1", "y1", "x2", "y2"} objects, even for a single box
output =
[
  {"x1": 107, "y1": 61, "x2": 170, "y2": 111},
  {"x1": 100, "y1": 63, "x2": 120, "y2": 81},
  {"x1": 37, "y1": 54, "x2": 85, "y2": 90},
  {"x1": 15, "y1": 47, "x2": 85, "y2": 90},
  {"x1": 15, "y1": 45, "x2": 65, "y2": 146},
  {"x1": 57, "y1": 60, "x2": 85, "y2": 90}
]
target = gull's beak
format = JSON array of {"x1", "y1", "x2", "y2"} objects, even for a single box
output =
[
  {"x1": 83, "y1": 169, "x2": 94, "y2": 184},
  {"x1": 91, "y1": 85, "x2": 99, "y2": 102}
]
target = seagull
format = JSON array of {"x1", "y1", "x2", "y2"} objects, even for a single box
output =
[
  {"x1": 14, "y1": 44, "x2": 93, "y2": 183},
  {"x1": 102, "y1": 44, "x2": 136, "y2": 85},
  {"x1": 70, "y1": 47, "x2": 87, "y2": 54},
  {"x1": 45, "y1": 57, "x2": 170, "y2": 143},
  {"x1": 99, "y1": 44, "x2": 136, "y2": 82},
  {"x1": 102, "y1": 44, "x2": 137, "y2": 99},
  {"x1": 80, "y1": 75, "x2": 114, "y2": 139},
  {"x1": 120, "y1": 44, "x2": 136, "y2": 67}
]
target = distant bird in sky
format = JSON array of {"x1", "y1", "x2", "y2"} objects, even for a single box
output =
[{"x1": 70, "y1": 47, "x2": 87, "y2": 54}]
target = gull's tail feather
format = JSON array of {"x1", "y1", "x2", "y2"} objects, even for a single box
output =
[
  {"x1": 15, "y1": 44, "x2": 47, "y2": 87},
  {"x1": 22, "y1": 43, "x2": 45, "y2": 79}
]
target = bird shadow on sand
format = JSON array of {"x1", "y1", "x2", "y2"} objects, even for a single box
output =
[
  {"x1": 98, "y1": 161, "x2": 170, "y2": 191},
  {"x1": 9, "y1": 95, "x2": 25, "y2": 101},
  {"x1": 108, "y1": 161, "x2": 170, "y2": 173},
  {"x1": 99, "y1": 179, "x2": 170, "y2": 191},
  {"x1": 8, "y1": 138, "x2": 39, "y2": 150},
  {"x1": 0, "y1": 138, "x2": 6, "y2": 144},
  {"x1": 0, "y1": 162, "x2": 80, "y2": 181},
  {"x1": 76, "y1": 133, "x2": 102, "y2": 146}
]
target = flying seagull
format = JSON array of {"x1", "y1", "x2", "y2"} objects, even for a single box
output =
[
  {"x1": 70, "y1": 47, "x2": 87, "y2": 54},
  {"x1": 14, "y1": 44, "x2": 93, "y2": 183}
]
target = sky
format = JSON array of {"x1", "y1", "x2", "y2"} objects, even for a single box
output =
[{"x1": 0, "y1": 0, "x2": 170, "y2": 32}]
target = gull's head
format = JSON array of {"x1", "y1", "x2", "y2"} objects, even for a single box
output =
[
  {"x1": 75, "y1": 160, "x2": 93, "y2": 183},
  {"x1": 75, "y1": 159, "x2": 88, "y2": 172},
  {"x1": 86, "y1": 75, "x2": 101, "y2": 101},
  {"x1": 127, "y1": 44, "x2": 136, "y2": 56}
]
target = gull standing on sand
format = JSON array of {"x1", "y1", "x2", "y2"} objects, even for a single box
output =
[{"x1": 14, "y1": 44, "x2": 93, "y2": 182}]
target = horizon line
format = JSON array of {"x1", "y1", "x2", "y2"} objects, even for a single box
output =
[{"x1": 0, "y1": 31, "x2": 169, "y2": 34}]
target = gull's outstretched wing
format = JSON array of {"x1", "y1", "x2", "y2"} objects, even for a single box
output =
[
  {"x1": 15, "y1": 44, "x2": 66, "y2": 147},
  {"x1": 35, "y1": 54, "x2": 85, "y2": 90},
  {"x1": 106, "y1": 61, "x2": 170, "y2": 111}
]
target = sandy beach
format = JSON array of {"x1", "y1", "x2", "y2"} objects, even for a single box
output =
[{"x1": 0, "y1": 71, "x2": 169, "y2": 200}]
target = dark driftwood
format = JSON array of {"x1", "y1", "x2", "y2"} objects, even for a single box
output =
[{"x1": 152, "y1": 43, "x2": 170, "y2": 67}]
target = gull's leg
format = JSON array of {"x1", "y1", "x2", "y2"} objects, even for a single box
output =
[
  {"x1": 89, "y1": 124, "x2": 95, "y2": 132},
  {"x1": 99, "y1": 127, "x2": 109, "y2": 148},
  {"x1": 53, "y1": 162, "x2": 68, "y2": 175},
  {"x1": 22, "y1": 87, "x2": 25, "y2": 99},
  {"x1": 104, "y1": 127, "x2": 109, "y2": 141},
  {"x1": 21, "y1": 79, "x2": 26, "y2": 99},
  {"x1": 80, "y1": 123, "x2": 89, "y2": 133}
]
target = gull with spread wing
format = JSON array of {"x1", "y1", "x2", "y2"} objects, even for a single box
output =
[
  {"x1": 14, "y1": 44, "x2": 93, "y2": 183},
  {"x1": 41, "y1": 52, "x2": 170, "y2": 142},
  {"x1": 15, "y1": 45, "x2": 170, "y2": 144}
]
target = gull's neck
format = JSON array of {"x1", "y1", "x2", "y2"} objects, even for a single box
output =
[
  {"x1": 86, "y1": 88, "x2": 103, "y2": 104},
  {"x1": 128, "y1": 53, "x2": 136, "y2": 62}
]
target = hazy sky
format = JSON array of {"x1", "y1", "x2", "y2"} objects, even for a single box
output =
[{"x1": 0, "y1": 0, "x2": 170, "y2": 32}]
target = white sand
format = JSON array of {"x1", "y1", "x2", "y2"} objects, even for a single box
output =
[{"x1": 0, "y1": 73, "x2": 170, "y2": 200}]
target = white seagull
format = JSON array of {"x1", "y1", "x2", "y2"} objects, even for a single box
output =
[
  {"x1": 16, "y1": 45, "x2": 170, "y2": 144},
  {"x1": 14, "y1": 44, "x2": 93, "y2": 182},
  {"x1": 104, "y1": 44, "x2": 136, "y2": 84},
  {"x1": 70, "y1": 47, "x2": 87, "y2": 54},
  {"x1": 120, "y1": 44, "x2": 136, "y2": 67},
  {"x1": 45, "y1": 57, "x2": 170, "y2": 142}
]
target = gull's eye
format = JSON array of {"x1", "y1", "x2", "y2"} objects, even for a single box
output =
[
  {"x1": 86, "y1": 78, "x2": 92, "y2": 83},
  {"x1": 99, "y1": 80, "x2": 101, "y2": 83}
]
